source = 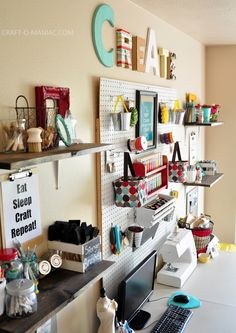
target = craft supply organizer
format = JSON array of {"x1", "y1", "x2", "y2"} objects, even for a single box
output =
[
  {"x1": 48, "y1": 236, "x2": 101, "y2": 273},
  {"x1": 98, "y1": 77, "x2": 193, "y2": 298},
  {"x1": 135, "y1": 194, "x2": 176, "y2": 228},
  {"x1": 133, "y1": 154, "x2": 168, "y2": 198}
]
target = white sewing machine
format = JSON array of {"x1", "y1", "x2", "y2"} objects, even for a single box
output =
[{"x1": 157, "y1": 229, "x2": 197, "y2": 287}]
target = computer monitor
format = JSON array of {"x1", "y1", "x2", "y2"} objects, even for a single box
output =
[{"x1": 117, "y1": 250, "x2": 157, "y2": 330}]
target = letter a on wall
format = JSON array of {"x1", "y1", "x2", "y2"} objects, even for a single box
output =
[
  {"x1": 92, "y1": 4, "x2": 114, "y2": 67},
  {"x1": 145, "y1": 28, "x2": 160, "y2": 76}
]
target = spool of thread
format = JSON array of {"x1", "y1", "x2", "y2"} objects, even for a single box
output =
[
  {"x1": 38, "y1": 260, "x2": 51, "y2": 276},
  {"x1": 27, "y1": 128, "x2": 42, "y2": 152},
  {"x1": 127, "y1": 136, "x2": 147, "y2": 152},
  {"x1": 49, "y1": 254, "x2": 62, "y2": 268}
]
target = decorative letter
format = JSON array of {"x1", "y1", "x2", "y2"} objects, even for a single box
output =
[
  {"x1": 144, "y1": 28, "x2": 159, "y2": 76},
  {"x1": 158, "y1": 48, "x2": 169, "y2": 78},
  {"x1": 92, "y1": 4, "x2": 114, "y2": 67},
  {"x1": 116, "y1": 29, "x2": 132, "y2": 69},
  {"x1": 132, "y1": 36, "x2": 146, "y2": 72},
  {"x1": 167, "y1": 52, "x2": 177, "y2": 80}
]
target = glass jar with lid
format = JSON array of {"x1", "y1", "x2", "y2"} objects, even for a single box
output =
[
  {"x1": 5, "y1": 279, "x2": 37, "y2": 318},
  {"x1": 0, "y1": 248, "x2": 23, "y2": 281},
  {"x1": 2, "y1": 119, "x2": 27, "y2": 152},
  {"x1": 195, "y1": 104, "x2": 203, "y2": 124},
  {"x1": 17, "y1": 118, "x2": 27, "y2": 151}
]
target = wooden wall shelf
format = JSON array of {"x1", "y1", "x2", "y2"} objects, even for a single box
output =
[
  {"x1": 0, "y1": 260, "x2": 114, "y2": 333},
  {"x1": 184, "y1": 121, "x2": 223, "y2": 127},
  {"x1": 184, "y1": 173, "x2": 224, "y2": 187},
  {"x1": 0, "y1": 143, "x2": 111, "y2": 170}
]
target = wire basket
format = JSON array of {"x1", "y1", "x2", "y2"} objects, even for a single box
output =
[
  {"x1": 15, "y1": 95, "x2": 58, "y2": 130},
  {"x1": 15, "y1": 95, "x2": 59, "y2": 150}
]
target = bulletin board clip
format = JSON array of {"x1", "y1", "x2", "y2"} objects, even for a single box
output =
[{"x1": 8, "y1": 169, "x2": 33, "y2": 181}]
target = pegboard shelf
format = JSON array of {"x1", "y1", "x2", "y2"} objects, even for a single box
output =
[
  {"x1": 133, "y1": 156, "x2": 168, "y2": 197},
  {"x1": 98, "y1": 77, "x2": 177, "y2": 297},
  {"x1": 0, "y1": 143, "x2": 111, "y2": 170},
  {"x1": 136, "y1": 194, "x2": 176, "y2": 228},
  {"x1": 184, "y1": 173, "x2": 224, "y2": 187},
  {"x1": 133, "y1": 222, "x2": 160, "y2": 252},
  {"x1": 145, "y1": 164, "x2": 167, "y2": 177}
]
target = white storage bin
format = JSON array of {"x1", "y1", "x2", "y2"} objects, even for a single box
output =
[{"x1": 136, "y1": 194, "x2": 176, "y2": 228}]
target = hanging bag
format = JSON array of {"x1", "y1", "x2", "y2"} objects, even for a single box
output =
[
  {"x1": 113, "y1": 152, "x2": 147, "y2": 208},
  {"x1": 169, "y1": 141, "x2": 188, "y2": 183}
]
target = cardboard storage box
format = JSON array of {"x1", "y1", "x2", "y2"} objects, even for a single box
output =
[{"x1": 48, "y1": 236, "x2": 101, "y2": 273}]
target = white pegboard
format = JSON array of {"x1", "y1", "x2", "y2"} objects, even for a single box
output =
[{"x1": 98, "y1": 77, "x2": 189, "y2": 298}]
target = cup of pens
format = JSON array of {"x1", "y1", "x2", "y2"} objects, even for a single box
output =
[{"x1": 186, "y1": 166, "x2": 197, "y2": 183}]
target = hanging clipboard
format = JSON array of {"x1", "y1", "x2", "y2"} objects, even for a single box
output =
[{"x1": 0, "y1": 169, "x2": 42, "y2": 248}]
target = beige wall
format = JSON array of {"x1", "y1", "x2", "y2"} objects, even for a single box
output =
[
  {"x1": 0, "y1": 1, "x2": 205, "y2": 332},
  {"x1": 205, "y1": 46, "x2": 236, "y2": 244}
]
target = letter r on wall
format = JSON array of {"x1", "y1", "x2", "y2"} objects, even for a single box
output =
[{"x1": 92, "y1": 4, "x2": 114, "y2": 67}]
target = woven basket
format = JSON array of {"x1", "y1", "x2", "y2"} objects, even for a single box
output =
[{"x1": 191, "y1": 221, "x2": 214, "y2": 255}]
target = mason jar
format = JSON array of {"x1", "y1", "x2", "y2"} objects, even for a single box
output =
[
  {"x1": 0, "y1": 248, "x2": 23, "y2": 281},
  {"x1": 5, "y1": 279, "x2": 37, "y2": 318}
]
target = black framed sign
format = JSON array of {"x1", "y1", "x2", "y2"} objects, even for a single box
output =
[{"x1": 136, "y1": 90, "x2": 158, "y2": 150}]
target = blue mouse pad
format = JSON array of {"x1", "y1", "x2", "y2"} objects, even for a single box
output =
[{"x1": 168, "y1": 291, "x2": 201, "y2": 309}]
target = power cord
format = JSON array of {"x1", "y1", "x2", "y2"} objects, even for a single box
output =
[
  {"x1": 140, "y1": 297, "x2": 169, "y2": 330},
  {"x1": 148, "y1": 296, "x2": 169, "y2": 303}
]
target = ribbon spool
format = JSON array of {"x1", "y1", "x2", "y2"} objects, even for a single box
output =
[
  {"x1": 160, "y1": 132, "x2": 174, "y2": 144},
  {"x1": 127, "y1": 136, "x2": 147, "y2": 152}
]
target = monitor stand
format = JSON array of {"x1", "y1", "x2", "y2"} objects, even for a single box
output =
[{"x1": 129, "y1": 310, "x2": 151, "y2": 330}]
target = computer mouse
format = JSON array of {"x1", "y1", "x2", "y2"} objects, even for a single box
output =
[{"x1": 173, "y1": 294, "x2": 190, "y2": 304}]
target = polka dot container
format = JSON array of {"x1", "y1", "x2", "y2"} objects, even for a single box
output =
[
  {"x1": 169, "y1": 162, "x2": 188, "y2": 183},
  {"x1": 113, "y1": 177, "x2": 147, "y2": 207}
]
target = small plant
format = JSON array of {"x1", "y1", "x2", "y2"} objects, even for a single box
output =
[{"x1": 129, "y1": 107, "x2": 138, "y2": 127}]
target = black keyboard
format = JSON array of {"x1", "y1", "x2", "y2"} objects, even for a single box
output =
[{"x1": 150, "y1": 304, "x2": 193, "y2": 333}]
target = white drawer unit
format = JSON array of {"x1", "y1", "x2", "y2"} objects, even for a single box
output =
[{"x1": 136, "y1": 194, "x2": 176, "y2": 228}]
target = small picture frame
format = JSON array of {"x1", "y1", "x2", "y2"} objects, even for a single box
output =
[
  {"x1": 35, "y1": 86, "x2": 70, "y2": 128},
  {"x1": 136, "y1": 90, "x2": 158, "y2": 151}
]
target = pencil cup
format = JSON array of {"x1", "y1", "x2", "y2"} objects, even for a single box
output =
[
  {"x1": 127, "y1": 226, "x2": 144, "y2": 248},
  {"x1": 120, "y1": 113, "x2": 131, "y2": 131},
  {"x1": 111, "y1": 113, "x2": 121, "y2": 131},
  {"x1": 186, "y1": 170, "x2": 197, "y2": 183},
  {"x1": 0, "y1": 278, "x2": 6, "y2": 315},
  {"x1": 202, "y1": 107, "x2": 211, "y2": 123}
]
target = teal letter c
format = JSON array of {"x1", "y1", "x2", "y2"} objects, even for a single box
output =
[{"x1": 92, "y1": 4, "x2": 114, "y2": 67}]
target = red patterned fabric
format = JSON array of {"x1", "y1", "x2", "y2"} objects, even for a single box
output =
[{"x1": 113, "y1": 177, "x2": 147, "y2": 207}]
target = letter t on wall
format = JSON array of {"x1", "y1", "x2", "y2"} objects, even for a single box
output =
[{"x1": 158, "y1": 48, "x2": 169, "y2": 78}]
